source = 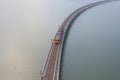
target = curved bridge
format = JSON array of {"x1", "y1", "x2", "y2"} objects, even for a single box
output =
[{"x1": 41, "y1": 0, "x2": 120, "y2": 80}]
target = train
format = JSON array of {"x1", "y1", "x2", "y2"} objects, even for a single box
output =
[{"x1": 54, "y1": 31, "x2": 62, "y2": 44}]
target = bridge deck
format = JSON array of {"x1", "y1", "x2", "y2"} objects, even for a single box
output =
[{"x1": 41, "y1": 0, "x2": 119, "y2": 80}]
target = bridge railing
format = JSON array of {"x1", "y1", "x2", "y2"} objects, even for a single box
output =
[{"x1": 41, "y1": 0, "x2": 120, "y2": 80}]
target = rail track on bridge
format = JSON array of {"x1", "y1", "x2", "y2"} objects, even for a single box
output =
[{"x1": 41, "y1": 0, "x2": 120, "y2": 80}]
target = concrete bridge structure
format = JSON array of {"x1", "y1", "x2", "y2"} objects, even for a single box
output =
[{"x1": 41, "y1": 0, "x2": 120, "y2": 80}]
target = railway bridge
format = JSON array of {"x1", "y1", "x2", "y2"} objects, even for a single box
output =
[{"x1": 41, "y1": 0, "x2": 120, "y2": 80}]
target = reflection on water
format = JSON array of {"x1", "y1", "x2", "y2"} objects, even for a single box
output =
[
  {"x1": 1, "y1": 0, "x2": 119, "y2": 80},
  {"x1": 0, "y1": 0, "x2": 98, "y2": 80},
  {"x1": 0, "y1": 0, "x2": 52, "y2": 80},
  {"x1": 61, "y1": 1, "x2": 120, "y2": 80}
]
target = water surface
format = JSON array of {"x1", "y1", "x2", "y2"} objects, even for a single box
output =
[
  {"x1": 61, "y1": 1, "x2": 120, "y2": 80},
  {"x1": 0, "y1": 0, "x2": 98, "y2": 80}
]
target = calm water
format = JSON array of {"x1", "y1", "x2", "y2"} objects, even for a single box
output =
[
  {"x1": 61, "y1": 1, "x2": 120, "y2": 80},
  {"x1": 1, "y1": 0, "x2": 119, "y2": 80},
  {"x1": 0, "y1": 0, "x2": 99, "y2": 80}
]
